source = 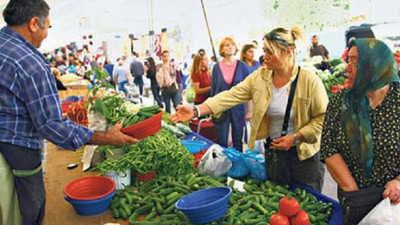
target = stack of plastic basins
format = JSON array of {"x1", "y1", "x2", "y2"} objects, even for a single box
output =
[{"x1": 64, "y1": 176, "x2": 116, "y2": 216}]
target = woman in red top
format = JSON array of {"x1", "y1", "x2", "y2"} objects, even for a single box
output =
[{"x1": 191, "y1": 53, "x2": 211, "y2": 104}]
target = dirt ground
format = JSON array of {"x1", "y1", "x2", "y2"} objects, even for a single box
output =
[{"x1": 42, "y1": 142, "x2": 129, "y2": 225}]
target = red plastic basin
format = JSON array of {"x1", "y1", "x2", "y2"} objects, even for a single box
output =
[
  {"x1": 64, "y1": 176, "x2": 116, "y2": 201},
  {"x1": 121, "y1": 111, "x2": 162, "y2": 139}
]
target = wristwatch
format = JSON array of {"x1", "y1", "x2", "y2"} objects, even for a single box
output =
[{"x1": 292, "y1": 133, "x2": 300, "y2": 144}]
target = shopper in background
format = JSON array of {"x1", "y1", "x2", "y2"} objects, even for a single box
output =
[
  {"x1": 130, "y1": 52, "x2": 145, "y2": 95},
  {"x1": 114, "y1": 59, "x2": 131, "y2": 95},
  {"x1": 0, "y1": 1, "x2": 138, "y2": 224},
  {"x1": 205, "y1": 37, "x2": 251, "y2": 151},
  {"x1": 51, "y1": 68, "x2": 68, "y2": 90},
  {"x1": 240, "y1": 43, "x2": 262, "y2": 74},
  {"x1": 320, "y1": 39, "x2": 400, "y2": 225},
  {"x1": 170, "y1": 26, "x2": 328, "y2": 191},
  {"x1": 259, "y1": 55, "x2": 267, "y2": 67},
  {"x1": 156, "y1": 50, "x2": 181, "y2": 113},
  {"x1": 146, "y1": 57, "x2": 163, "y2": 108},
  {"x1": 209, "y1": 55, "x2": 217, "y2": 70},
  {"x1": 190, "y1": 53, "x2": 211, "y2": 105},
  {"x1": 309, "y1": 35, "x2": 330, "y2": 60}
]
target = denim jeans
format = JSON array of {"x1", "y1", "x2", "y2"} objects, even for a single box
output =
[
  {"x1": 213, "y1": 111, "x2": 244, "y2": 152},
  {"x1": 151, "y1": 84, "x2": 163, "y2": 108},
  {"x1": 134, "y1": 76, "x2": 144, "y2": 95},
  {"x1": 118, "y1": 81, "x2": 128, "y2": 95},
  {"x1": 162, "y1": 91, "x2": 180, "y2": 113}
]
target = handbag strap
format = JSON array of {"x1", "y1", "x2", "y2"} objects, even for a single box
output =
[{"x1": 281, "y1": 66, "x2": 300, "y2": 137}]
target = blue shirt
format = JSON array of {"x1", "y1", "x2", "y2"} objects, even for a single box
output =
[
  {"x1": 247, "y1": 61, "x2": 261, "y2": 74},
  {"x1": 0, "y1": 26, "x2": 93, "y2": 150}
]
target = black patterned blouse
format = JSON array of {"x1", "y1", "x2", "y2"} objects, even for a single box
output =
[{"x1": 320, "y1": 82, "x2": 400, "y2": 188}]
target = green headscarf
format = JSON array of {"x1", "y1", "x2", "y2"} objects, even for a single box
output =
[{"x1": 342, "y1": 38, "x2": 399, "y2": 178}]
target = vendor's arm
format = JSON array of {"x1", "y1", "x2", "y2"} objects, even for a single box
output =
[
  {"x1": 383, "y1": 175, "x2": 400, "y2": 204},
  {"x1": 88, "y1": 122, "x2": 138, "y2": 146},
  {"x1": 23, "y1": 66, "x2": 137, "y2": 150},
  {"x1": 325, "y1": 153, "x2": 358, "y2": 191}
]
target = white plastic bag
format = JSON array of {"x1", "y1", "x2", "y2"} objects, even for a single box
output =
[
  {"x1": 197, "y1": 144, "x2": 232, "y2": 177},
  {"x1": 359, "y1": 198, "x2": 400, "y2": 225},
  {"x1": 82, "y1": 111, "x2": 109, "y2": 171}
]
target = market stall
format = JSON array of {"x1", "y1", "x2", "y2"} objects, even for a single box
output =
[{"x1": 47, "y1": 86, "x2": 343, "y2": 225}]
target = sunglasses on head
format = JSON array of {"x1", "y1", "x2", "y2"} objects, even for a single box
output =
[{"x1": 264, "y1": 33, "x2": 294, "y2": 46}]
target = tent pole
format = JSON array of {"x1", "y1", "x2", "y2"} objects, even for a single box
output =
[{"x1": 200, "y1": 0, "x2": 217, "y2": 60}]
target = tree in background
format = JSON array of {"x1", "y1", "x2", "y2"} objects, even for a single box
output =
[{"x1": 261, "y1": 0, "x2": 352, "y2": 32}]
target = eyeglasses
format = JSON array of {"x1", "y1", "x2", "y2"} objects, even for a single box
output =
[{"x1": 346, "y1": 61, "x2": 358, "y2": 68}]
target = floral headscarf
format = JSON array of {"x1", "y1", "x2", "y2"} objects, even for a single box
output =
[{"x1": 342, "y1": 38, "x2": 399, "y2": 178}]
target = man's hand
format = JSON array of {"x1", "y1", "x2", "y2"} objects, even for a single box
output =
[
  {"x1": 383, "y1": 179, "x2": 400, "y2": 204},
  {"x1": 169, "y1": 105, "x2": 194, "y2": 123},
  {"x1": 89, "y1": 122, "x2": 139, "y2": 146}
]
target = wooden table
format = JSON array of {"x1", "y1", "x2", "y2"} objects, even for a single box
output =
[{"x1": 42, "y1": 142, "x2": 129, "y2": 225}]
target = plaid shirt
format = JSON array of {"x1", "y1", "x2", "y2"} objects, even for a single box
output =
[{"x1": 0, "y1": 26, "x2": 93, "y2": 150}]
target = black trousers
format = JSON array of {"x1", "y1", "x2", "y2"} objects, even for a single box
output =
[
  {"x1": 0, "y1": 142, "x2": 45, "y2": 225},
  {"x1": 265, "y1": 140, "x2": 325, "y2": 192}
]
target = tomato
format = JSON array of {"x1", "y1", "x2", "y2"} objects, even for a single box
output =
[
  {"x1": 278, "y1": 197, "x2": 300, "y2": 217},
  {"x1": 290, "y1": 210, "x2": 310, "y2": 225},
  {"x1": 269, "y1": 212, "x2": 290, "y2": 225}
]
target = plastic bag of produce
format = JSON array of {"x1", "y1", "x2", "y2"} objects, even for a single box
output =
[
  {"x1": 359, "y1": 198, "x2": 400, "y2": 225},
  {"x1": 243, "y1": 149, "x2": 267, "y2": 181},
  {"x1": 223, "y1": 147, "x2": 249, "y2": 179},
  {"x1": 198, "y1": 144, "x2": 232, "y2": 177}
]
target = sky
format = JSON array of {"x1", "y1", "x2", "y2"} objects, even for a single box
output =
[{"x1": 0, "y1": 0, "x2": 400, "y2": 60}]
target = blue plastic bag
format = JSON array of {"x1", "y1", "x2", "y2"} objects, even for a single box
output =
[
  {"x1": 223, "y1": 147, "x2": 249, "y2": 179},
  {"x1": 243, "y1": 149, "x2": 267, "y2": 181}
]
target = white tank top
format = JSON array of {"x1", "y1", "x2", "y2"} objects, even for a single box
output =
[{"x1": 266, "y1": 82, "x2": 295, "y2": 139}]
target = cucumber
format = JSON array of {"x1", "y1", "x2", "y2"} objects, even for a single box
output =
[
  {"x1": 176, "y1": 123, "x2": 192, "y2": 134},
  {"x1": 144, "y1": 209, "x2": 157, "y2": 221}
]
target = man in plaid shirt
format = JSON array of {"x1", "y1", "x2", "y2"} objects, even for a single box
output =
[{"x1": 0, "y1": 1, "x2": 138, "y2": 224}]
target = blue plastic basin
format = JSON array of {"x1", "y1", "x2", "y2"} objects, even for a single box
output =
[
  {"x1": 64, "y1": 190, "x2": 116, "y2": 216},
  {"x1": 175, "y1": 186, "x2": 232, "y2": 224},
  {"x1": 180, "y1": 139, "x2": 206, "y2": 154}
]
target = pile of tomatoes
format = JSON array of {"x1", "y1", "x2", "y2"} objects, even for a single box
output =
[{"x1": 269, "y1": 197, "x2": 310, "y2": 225}]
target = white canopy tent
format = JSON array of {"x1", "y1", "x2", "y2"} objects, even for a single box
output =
[{"x1": 1, "y1": 0, "x2": 400, "y2": 60}]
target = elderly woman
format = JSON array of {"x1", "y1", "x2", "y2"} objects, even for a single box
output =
[
  {"x1": 320, "y1": 38, "x2": 400, "y2": 225},
  {"x1": 171, "y1": 26, "x2": 328, "y2": 191}
]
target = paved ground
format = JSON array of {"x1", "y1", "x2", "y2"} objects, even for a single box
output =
[{"x1": 321, "y1": 165, "x2": 338, "y2": 201}]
